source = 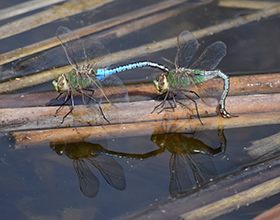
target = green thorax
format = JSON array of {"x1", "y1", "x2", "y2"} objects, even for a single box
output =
[
  {"x1": 167, "y1": 68, "x2": 206, "y2": 88},
  {"x1": 67, "y1": 68, "x2": 95, "y2": 89}
]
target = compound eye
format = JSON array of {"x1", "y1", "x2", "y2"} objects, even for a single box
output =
[
  {"x1": 52, "y1": 74, "x2": 67, "y2": 93},
  {"x1": 52, "y1": 80, "x2": 58, "y2": 92}
]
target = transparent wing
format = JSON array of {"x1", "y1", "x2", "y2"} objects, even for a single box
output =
[
  {"x1": 83, "y1": 38, "x2": 111, "y2": 70},
  {"x1": 170, "y1": 70, "x2": 224, "y2": 107},
  {"x1": 101, "y1": 74, "x2": 130, "y2": 109},
  {"x1": 170, "y1": 71, "x2": 195, "y2": 93},
  {"x1": 187, "y1": 154, "x2": 218, "y2": 186},
  {"x1": 169, "y1": 153, "x2": 192, "y2": 196},
  {"x1": 188, "y1": 70, "x2": 225, "y2": 107},
  {"x1": 175, "y1": 30, "x2": 199, "y2": 68},
  {"x1": 74, "y1": 73, "x2": 104, "y2": 107},
  {"x1": 88, "y1": 154, "x2": 126, "y2": 191},
  {"x1": 73, "y1": 70, "x2": 130, "y2": 122},
  {"x1": 190, "y1": 41, "x2": 227, "y2": 70},
  {"x1": 73, "y1": 159, "x2": 99, "y2": 198},
  {"x1": 56, "y1": 26, "x2": 86, "y2": 68}
]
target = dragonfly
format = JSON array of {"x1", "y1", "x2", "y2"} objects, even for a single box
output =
[
  {"x1": 52, "y1": 26, "x2": 169, "y2": 123},
  {"x1": 152, "y1": 30, "x2": 231, "y2": 123}
]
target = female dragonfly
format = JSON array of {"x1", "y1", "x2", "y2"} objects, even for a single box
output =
[
  {"x1": 152, "y1": 30, "x2": 231, "y2": 122},
  {"x1": 52, "y1": 26, "x2": 169, "y2": 123}
]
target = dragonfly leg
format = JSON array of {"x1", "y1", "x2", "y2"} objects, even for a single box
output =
[
  {"x1": 152, "y1": 89, "x2": 203, "y2": 124},
  {"x1": 157, "y1": 91, "x2": 178, "y2": 114},
  {"x1": 97, "y1": 104, "x2": 110, "y2": 124},
  {"x1": 87, "y1": 90, "x2": 95, "y2": 104},
  {"x1": 179, "y1": 89, "x2": 201, "y2": 100},
  {"x1": 151, "y1": 97, "x2": 166, "y2": 114},
  {"x1": 189, "y1": 90, "x2": 200, "y2": 99},
  {"x1": 151, "y1": 90, "x2": 176, "y2": 114},
  {"x1": 151, "y1": 101, "x2": 163, "y2": 114},
  {"x1": 48, "y1": 93, "x2": 63, "y2": 106},
  {"x1": 76, "y1": 88, "x2": 96, "y2": 104},
  {"x1": 55, "y1": 92, "x2": 70, "y2": 115},
  {"x1": 79, "y1": 91, "x2": 110, "y2": 124},
  {"x1": 183, "y1": 94, "x2": 203, "y2": 126},
  {"x1": 152, "y1": 93, "x2": 167, "y2": 101},
  {"x1": 61, "y1": 93, "x2": 75, "y2": 124}
]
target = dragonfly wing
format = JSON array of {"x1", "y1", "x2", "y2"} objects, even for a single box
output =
[
  {"x1": 56, "y1": 26, "x2": 86, "y2": 68},
  {"x1": 169, "y1": 153, "x2": 192, "y2": 196},
  {"x1": 189, "y1": 69, "x2": 225, "y2": 107},
  {"x1": 73, "y1": 159, "x2": 99, "y2": 198},
  {"x1": 75, "y1": 73, "x2": 104, "y2": 107},
  {"x1": 190, "y1": 41, "x2": 226, "y2": 70},
  {"x1": 88, "y1": 154, "x2": 126, "y2": 191},
  {"x1": 101, "y1": 74, "x2": 130, "y2": 109},
  {"x1": 83, "y1": 38, "x2": 111, "y2": 70},
  {"x1": 191, "y1": 81, "x2": 221, "y2": 107},
  {"x1": 175, "y1": 30, "x2": 199, "y2": 68}
]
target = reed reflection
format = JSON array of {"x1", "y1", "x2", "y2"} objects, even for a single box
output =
[{"x1": 50, "y1": 141, "x2": 126, "y2": 198}]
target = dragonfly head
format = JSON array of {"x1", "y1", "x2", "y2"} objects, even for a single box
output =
[
  {"x1": 153, "y1": 74, "x2": 168, "y2": 94},
  {"x1": 50, "y1": 141, "x2": 65, "y2": 156},
  {"x1": 52, "y1": 74, "x2": 68, "y2": 93},
  {"x1": 151, "y1": 133, "x2": 166, "y2": 148}
]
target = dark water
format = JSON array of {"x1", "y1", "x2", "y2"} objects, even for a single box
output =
[
  {"x1": 1, "y1": 0, "x2": 280, "y2": 219},
  {"x1": 1, "y1": 123, "x2": 280, "y2": 220}
]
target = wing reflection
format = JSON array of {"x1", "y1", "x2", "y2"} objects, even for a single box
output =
[
  {"x1": 49, "y1": 121, "x2": 226, "y2": 197},
  {"x1": 50, "y1": 141, "x2": 126, "y2": 198},
  {"x1": 151, "y1": 121, "x2": 226, "y2": 196}
]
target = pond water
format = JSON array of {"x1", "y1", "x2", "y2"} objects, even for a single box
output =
[{"x1": 1, "y1": 0, "x2": 280, "y2": 219}]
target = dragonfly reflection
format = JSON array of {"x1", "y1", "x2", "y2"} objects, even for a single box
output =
[
  {"x1": 151, "y1": 122, "x2": 226, "y2": 196},
  {"x1": 50, "y1": 141, "x2": 126, "y2": 198},
  {"x1": 50, "y1": 122, "x2": 226, "y2": 197}
]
